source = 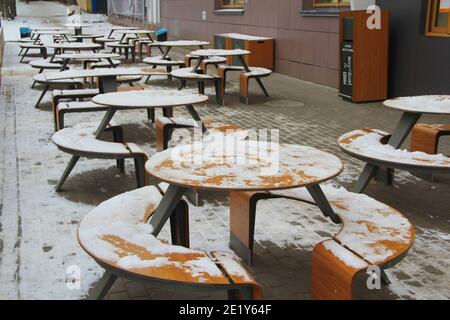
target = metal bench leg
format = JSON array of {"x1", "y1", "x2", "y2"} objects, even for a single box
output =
[
  {"x1": 147, "y1": 108, "x2": 155, "y2": 123},
  {"x1": 88, "y1": 271, "x2": 117, "y2": 300},
  {"x1": 178, "y1": 80, "x2": 186, "y2": 90},
  {"x1": 255, "y1": 77, "x2": 269, "y2": 97},
  {"x1": 169, "y1": 200, "x2": 190, "y2": 247},
  {"x1": 134, "y1": 156, "x2": 147, "y2": 188},
  {"x1": 198, "y1": 81, "x2": 205, "y2": 94},
  {"x1": 56, "y1": 155, "x2": 80, "y2": 192},
  {"x1": 163, "y1": 107, "x2": 173, "y2": 118},
  {"x1": 214, "y1": 79, "x2": 222, "y2": 105},
  {"x1": 149, "y1": 184, "x2": 188, "y2": 237},
  {"x1": 228, "y1": 289, "x2": 239, "y2": 300},
  {"x1": 34, "y1": 84, "x2": 49, "y2": 108},
  {"x1": 112, "y1": 128, "x2": 125, "y2": 172}
]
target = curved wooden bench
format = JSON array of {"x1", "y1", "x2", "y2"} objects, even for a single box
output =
[
  {"x1": 52, "y1": 123, "x2": 148, "y2": 191},
  {"x1": 155, "y1": 117, "x2": 248, "y2": 152},
  {"x1": 240, "y1": 67, "x2": 272, "y2": 104},
  {"x1": 338, "y1": 128, "x2": 450, "y2": 175},
  {"x1": 143, "y1": 56, "x2": 185, "y2": 80},
  {"x1": 78, "y1": 186, "x2": 262, "y2": 300},
  {"x1": 33, "y1": 73, "x2": 84, "y2": 108},
  {"x1": 229, "y1": 185, "x2": 414, "y2": 299},
  {"x1": 171, "y1": 68, "x2": 222, "y2": 104},
  {"x1": 30, "y1": 59, "x2": 65, "y2": 88},
  {"x1": 19, "y1": 43, "x2": 47, "y2": 62}
]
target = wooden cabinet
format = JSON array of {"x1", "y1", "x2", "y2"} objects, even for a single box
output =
[
  {"x1": 214, "y1": 33, "x2": 274, "y2": 70},
  {"x1": 339, "y1": 10, "x2": 389, "y2": 102}
]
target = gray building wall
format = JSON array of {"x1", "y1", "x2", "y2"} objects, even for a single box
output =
[
  {"x1": 160, "y1": 0, "x2": 340, "y2": 88},
  {"x1": 377, "y1": 0, "x2": 450, "y2": 97}
]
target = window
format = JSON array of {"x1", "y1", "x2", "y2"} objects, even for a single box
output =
[
  {"x1": 426, "y1": 0, "x2": 450, "y2": 36},
  {"x1": 313, "y1": 0, "x2": 350, "y2": 8},
  {"x1": 220, "y1": 0, "x2": 245, "y2": 8}
]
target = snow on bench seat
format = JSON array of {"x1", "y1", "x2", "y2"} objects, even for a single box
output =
[
  {"x1": 52, "y1": 123, "x2": 141, "y2": 157},
  {"x1": 143, "y1": 56, "x2": 184, "y2": 65},
  {"x1": 270, "y1": 185, "x2": 414, "y2": 265},
  {"x1": 56, "y1": 101, "x2": 106, "y2": 111},
  {"x1": 242, "y1": 67, "x2": 272, "y2": 77},
  {"x1": 171, "y1": 68, "x2": 217, "y2": 79},
  {"x1": 78, "y1": 186, "x2": 262, "y2": 293},
  {"x1": 30, "y1": 59, "x2": 62, "y2": 69},
  {"x1": 338, "y1": 128, "x2": 450, "y2": 172}
]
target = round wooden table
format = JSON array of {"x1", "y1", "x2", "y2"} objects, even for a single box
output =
[
  {"x1": 145, "y1": 140, "x2": 343, "y2": 236},
  {"x1": 153, "y1": 40, "x2": 210, "y2": 59},
  {"x1": 354, "y1": 95, "x2": 450, "y2": 192}
]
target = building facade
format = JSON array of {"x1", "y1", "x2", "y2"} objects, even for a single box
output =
[{"x1": 160, "y1": 0, "x2": 347, "y2": 88}]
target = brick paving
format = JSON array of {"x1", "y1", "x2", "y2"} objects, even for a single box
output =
[{"x1": 1, "y1": 2, "x2": 450, "y2": 300}]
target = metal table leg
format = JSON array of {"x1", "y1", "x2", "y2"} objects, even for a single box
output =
[
  {"x1": 88, "y1": 271, "x2": 117, "y2": 300},
  {"x1": 307, "y1": 184, "x2": 340, "y2": 224},
  {"x1": 161, "y1": 46, "x2": 172, "y2": 60},
  {"x1": 149, "y1": 184, "x2": 188, "y2": 237},
  {"x1": 55, "y1": 155, "x2": 80, "y2": 192},
  {"x1": 185, "y1": 104, "x2": 207, "y2": 133},
  {"x1": 94, "y1": 108, "x2": 117, "y2": 138}
]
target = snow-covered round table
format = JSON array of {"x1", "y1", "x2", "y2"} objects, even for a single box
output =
[
  {"x1": 145, "y1": 140, "x2": 343, "y2": 236},
  {"x1": 350, "y1": 95, "x2": 450, "y2": 193}
]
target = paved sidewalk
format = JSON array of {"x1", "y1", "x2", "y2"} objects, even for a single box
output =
[{"x1": 1, "y1": 2, "x2": 450, "y2": 300}]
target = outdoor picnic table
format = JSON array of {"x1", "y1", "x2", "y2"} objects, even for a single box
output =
[
  {"x1": 91, "y1": 90, "x2": 209, "y2": 137},
  {"x1": 107, "y1": 26, "x2": 139, "y2": 39},
  {"x1": 56, "y1": 52, "x2": 121, "y2": 70},
  {"x1": 116, "y1": 29, "x2": 155, "y2": 43},
  {"x1": 152, "y1": 40, "x2": 210, "y2": 60},
  {"x1": 144, "y1": 140, "x2": 343, "y2": 240},
  {"x1": 353, "y1": 95, "x2": 450, "y2": 193}
]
